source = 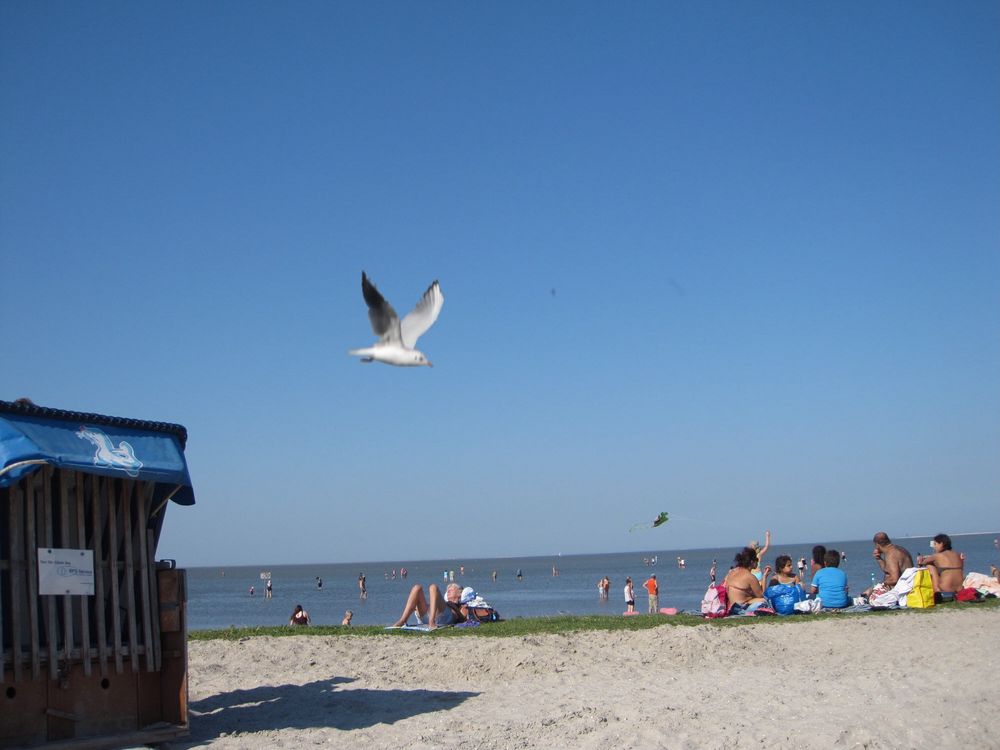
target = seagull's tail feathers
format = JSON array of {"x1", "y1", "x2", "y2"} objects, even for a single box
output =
[{"x1": 348, "y1": 348, "x2": 375, "y2": 363}]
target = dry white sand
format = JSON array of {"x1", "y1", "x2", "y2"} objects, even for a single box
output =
[{"x1": 175, "y1": 607, "x2": 999, "y2": 749}]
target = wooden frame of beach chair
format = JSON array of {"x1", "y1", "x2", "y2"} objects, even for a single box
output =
[{"x1": 1, "y1": 464, "x2": 189, "y2": 748}]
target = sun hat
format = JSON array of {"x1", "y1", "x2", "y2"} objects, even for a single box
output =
[{"x1": 460, "y1": 587, "x2": 477, "y2": 604}]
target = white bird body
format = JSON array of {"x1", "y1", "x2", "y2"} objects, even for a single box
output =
[
  {"x1": 347, "y1": 344, "x2": 430, "y2": 367},
  {"x1": 349, "y1": 272, "x2": 444, "y2": 367}
]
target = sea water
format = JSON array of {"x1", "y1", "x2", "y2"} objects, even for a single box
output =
[{"x1": 184, "y1": 533, "x2": 1000, "y2": 629}]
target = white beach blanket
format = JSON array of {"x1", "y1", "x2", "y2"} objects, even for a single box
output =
[
  {"x1": 962, "y1": 572, "x2": 1000, "y2": 596},
  {"x1": 870, "y1": 566, "x2": 922, "y2": 608}
]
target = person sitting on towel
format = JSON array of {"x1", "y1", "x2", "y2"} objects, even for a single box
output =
[
  {"x1": 811, "y1": 549, "x2": 849, "y2": 608},
  {"x1": 392, "y1": 582, "x2": 466, "y2": 629},
  {"x1": 724, "y1": 547, "x2": 768, "y2": 611},
  {"x1": 864, "y1": 531, "x2": 914, "y2": 599},
  {"x1": 916, "y1": 533, "x2": 964, "y2": 600},
  {"x1": 810, "y1": 545, "x2": 827, "y2": 580},
  {"x1": 767, "y1": 554, "x2": 802, "y2": 588}
]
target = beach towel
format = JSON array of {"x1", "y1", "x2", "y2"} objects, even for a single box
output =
[
  {"x1": 727, "y1": 601, "x2": 776, "y2": 616},
  {"x1": 384, "y1": 624, "x2": 452, "y2": 632},
  {"x1": 827, "y1": 602, "x2": 873, "y2": 614},
  {"x1": 962, "y1": 572, "x2": 1000, "y2": 597},
  {"x1": 894, "y1": 567, "x2": 919, "y2": 602},
  {"x1": 869, "y1": 589, "x2": 901, "y2": 608},
  {"x1": 871, "y1": 567, "x2": 920, "y2": 608},
  {"x1": 623, "y1": 608, "x2": 679, "y2": 617}
]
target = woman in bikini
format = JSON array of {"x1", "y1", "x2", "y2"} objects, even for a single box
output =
[
  {"x1": 289, "y1": 604, "x2": 311, "y2": 626},
  {"x1": 916, "y1": 533, "x2": 964, "y2": 599},
  {"x1": 724, "y1": 547, "x2": 768, "y2": 612},
  {"x1": 748, "y1": 530, "x2": 771, "y2": 582}
]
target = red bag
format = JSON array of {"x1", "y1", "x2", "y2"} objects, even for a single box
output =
[{"x1": 955, "y1": 587, "x2": 980, "y2": 602}]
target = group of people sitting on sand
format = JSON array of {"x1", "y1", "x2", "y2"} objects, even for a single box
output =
[
  {"x1": 722, "y1": 530, "x2": 981, "y2": 613},
  {"x1": 286, "y1": 532, "x2": 997, "y2": 627}
]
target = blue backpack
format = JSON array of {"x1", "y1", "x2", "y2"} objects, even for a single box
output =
[{"x1": 764, "y1": 583, "x2": 805, "y2": 615}]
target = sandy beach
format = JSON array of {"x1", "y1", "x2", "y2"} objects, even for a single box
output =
[{"x1": 175, "y1": 607, "x2": 999, "y2": 749}]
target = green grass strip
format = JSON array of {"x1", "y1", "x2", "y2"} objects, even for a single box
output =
[{"x1": 188, "y1": 597, "x2": 998, "y2": 641}]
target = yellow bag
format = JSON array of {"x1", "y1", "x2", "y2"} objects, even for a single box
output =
[{"x1": 906, "y1": 568, "x2": 935, "y2": 609}]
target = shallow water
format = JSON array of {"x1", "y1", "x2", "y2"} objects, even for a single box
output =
[{"x1": 184, "y1": 532, "x2": 999, "y2": 629}]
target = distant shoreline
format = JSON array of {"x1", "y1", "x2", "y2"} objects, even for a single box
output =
[{"x1": 181, "y1": 531, "x2": 1000, "y2": 569}]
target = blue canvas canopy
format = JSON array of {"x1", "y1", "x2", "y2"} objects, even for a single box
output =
[{"x1": 0, "y1": 400, "x2": 195, "y2": 506}]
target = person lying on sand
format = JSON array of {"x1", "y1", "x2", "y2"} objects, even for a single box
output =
[{"x1": 392, "y1": 582, "x2": 466, "y2": 629}]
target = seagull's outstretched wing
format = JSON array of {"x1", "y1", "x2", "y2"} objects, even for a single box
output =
[
  {"x1": 362, "y1": 272, "x2": 401, "y2": 343},
  {"x1": 400, "y1": 280, "x2": 444, "y2": 349}
]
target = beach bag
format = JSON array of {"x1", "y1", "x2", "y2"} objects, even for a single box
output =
[
  {"x1": 906, "y1": 568, "x2": 935, "y2": 609},
  {"x1": 466, "y1": 605, "x2": 502, "y2": 623},
  {"x1": 764, "y1": 583, "x2": 805, "y2": 615},
  {"x1": 701, "y1": 585, "x2": 728, "y2": 618}
]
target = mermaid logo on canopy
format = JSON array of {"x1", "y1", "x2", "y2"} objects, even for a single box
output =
[{"x1": 76, "y1": 426, "x2": 143, "y2": 477}]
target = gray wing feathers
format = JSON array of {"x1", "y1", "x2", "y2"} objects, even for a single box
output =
[
  {"x1": 400, "y1": 280, "x2": 444, "y2": 349},
  {"x1": 362, "y1": 272, "x2": 401, "y2": 342}
]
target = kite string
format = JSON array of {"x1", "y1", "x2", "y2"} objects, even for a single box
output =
[
  {"x1": 666, "y1": 514, "x2": 710, "y2": 525},
  {"x1": 628, "y1": 512, "x2": 709, "y2": 531}
]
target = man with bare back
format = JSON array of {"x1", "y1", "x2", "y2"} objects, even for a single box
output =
[{"x1": 864, "y1": 531, "x2": 913, "y2": 598}]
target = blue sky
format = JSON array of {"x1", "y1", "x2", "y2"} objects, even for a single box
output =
[{"x1": 3, "y1": 3, "x2": 998, "y2": 566}]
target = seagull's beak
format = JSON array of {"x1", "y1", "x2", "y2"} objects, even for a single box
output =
[{"x1": 426, "y1": 360, "x2": 433, "y2": 367}]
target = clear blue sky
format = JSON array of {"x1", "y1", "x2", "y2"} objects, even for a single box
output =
[{"x1": 3, "y1": 3, "x2": 998, "y2": 566}]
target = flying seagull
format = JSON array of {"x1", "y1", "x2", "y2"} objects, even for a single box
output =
[{"x1": 349, "y1": 272, "x2": 444, "y2": 367}]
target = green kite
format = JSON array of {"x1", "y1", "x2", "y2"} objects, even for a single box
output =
[{"x1": 629, "y1": 512, "x2": 669, "y2": 532}]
